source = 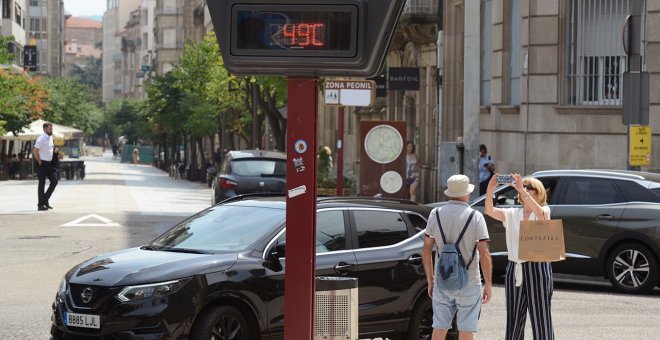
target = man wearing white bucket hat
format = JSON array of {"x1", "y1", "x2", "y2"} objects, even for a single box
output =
[{"x1": 422, "y1": 174, "x2": 492, "y2": 340}]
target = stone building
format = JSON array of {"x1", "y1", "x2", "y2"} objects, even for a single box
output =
[
  {"x1": 27, "y1": 0, "x2": 65, "y2": 76},
  {"x1": 102, "y1": 0, "x2": 141, "y2": 103},
  {"x1": 443, "y1": 0, "x2": 659, "y2": 185},
  {"x1": 64, "y1": 17, "x2": 102, "y2": 71},
  {"x1": 2, "y1": 0, "x2": 27, "y2": 72}
]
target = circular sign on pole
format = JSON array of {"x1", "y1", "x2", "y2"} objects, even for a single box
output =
[{"x1": 622, "y1": 15, "x2": 631, "y2": 56}]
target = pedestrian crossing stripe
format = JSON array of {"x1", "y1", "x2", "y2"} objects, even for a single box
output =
[{"x1": 60, "y1": 214, "x2": 120, "y2": 227}]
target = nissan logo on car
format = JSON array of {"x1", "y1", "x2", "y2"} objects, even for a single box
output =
[{"x1": 81, "y1": 288, "x2": 93, "y2": 304}]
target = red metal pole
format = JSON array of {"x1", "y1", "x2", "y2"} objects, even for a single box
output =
[
  {"x1": 336, "y1": 106, "x2": 344, "y2": 196},
  {"x1": 284, "y1": 78, "x2": 318, "y2": 340}
]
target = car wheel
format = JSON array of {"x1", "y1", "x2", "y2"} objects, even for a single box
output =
[
  {"x1": 190, "y1": 305, "x2": 256, "y2": 340},
  {"x1": 406, "y1": 296, "x2": 433, "y2": 340},
  {"x1": 606, "y1": 243, "x2": 659, "y2": 294}
]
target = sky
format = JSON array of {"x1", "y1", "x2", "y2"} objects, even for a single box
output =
[{"x1": 63, "y1": 0, "x2": 106, "y2": 17}]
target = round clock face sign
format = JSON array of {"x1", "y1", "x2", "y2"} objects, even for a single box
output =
[
  {"x1": 364, "y1": 124, "x2": 403, "y2": 164},
  {"x1": 380, "y1": 171, "x2": 403, "y2": 194}
]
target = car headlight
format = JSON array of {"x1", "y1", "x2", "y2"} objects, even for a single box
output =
[
  {"x1": 116, "y1": 278, "x2": 190, "y2": 302},
  {"x1": 58, "y1": 277, "x2": 67, "y2": 295}
]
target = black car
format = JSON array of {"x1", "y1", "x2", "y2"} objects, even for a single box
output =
[
  {"x1": 51, "y1": 196, "x2": 437, "y2": 339},
  {"x1": 435, "y1": 169, "x2": 660, "y2": 294},
  {"x1": 211, "y1": 150, "x2": 287, "y2": 204}
]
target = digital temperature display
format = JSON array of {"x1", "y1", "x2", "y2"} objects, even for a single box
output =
[{"x1": 232, "y1": 5, "x2": 358, "y2": 57}]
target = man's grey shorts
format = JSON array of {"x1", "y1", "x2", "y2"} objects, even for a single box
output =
[{"x1": 432, "y1": 284, "x2": 482, "y2": 332}]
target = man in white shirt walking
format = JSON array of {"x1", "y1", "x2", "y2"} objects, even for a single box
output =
[{"x1": 32, "y1": 122, "x2": 58, "y2": 211}]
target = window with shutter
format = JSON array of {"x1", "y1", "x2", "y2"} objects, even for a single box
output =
[{"x1": 566, "y1": 0, "x2": 635, "y2": 106}]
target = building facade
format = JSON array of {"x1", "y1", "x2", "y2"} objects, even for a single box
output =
[
  {"x1": 445, "y1": 0, "x2": 659, "y2": 180},
  {"x1": 27, "y1": 0, "x2": 65, "y2": 76},
  {"x1": 102, "y1": 0, "x2": 140, "y2": 103},
  {"x1": 152, "y1": 0, "x2": 195, "y2": 76},
  {"x1": 1, "y1": 0, "x2": 27, "y2": 71},
  {"x1": 119, "y1": 8, "x2": 141, "y2": 99},
  {"x1": 64, "y1": 16, "x2": 102, "y2": 73}
]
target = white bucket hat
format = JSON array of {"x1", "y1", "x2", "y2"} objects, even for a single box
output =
[{"x1": 444, "y1": 174, "x2": 475, "y2": 198}]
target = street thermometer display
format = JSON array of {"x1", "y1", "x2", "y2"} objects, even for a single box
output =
[
  {"x1": 232, "y1": 5, "x2": 358, "y2": 57},
  {"x1": 209, "y1": 0, "x2": 405, "y2": 76}
]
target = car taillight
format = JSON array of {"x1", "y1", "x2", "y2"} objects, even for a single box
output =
[{"x1": 219, "y1": 178, "x2": 238, "y2": 189}]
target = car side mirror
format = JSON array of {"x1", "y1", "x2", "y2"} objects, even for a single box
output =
[{"x1": 264, "y1": 242, "x2": 285, "y2": 272}]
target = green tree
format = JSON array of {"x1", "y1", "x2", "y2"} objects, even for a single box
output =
[
  {"x1": 42, "y1": 77, "x2": 102, "y2": 135},
  {"x1": 107, "y1": 99, "x2": 150, "y2": 144},
  {"x1": 68, "y1": 57, "x2": 103, "y2": 105},
  {"x1": 0, "y1": 36, "x2": 15, "y2": 64},
  {"x1": 0, "y1": 70, "x2": 49, "y2": 136}
]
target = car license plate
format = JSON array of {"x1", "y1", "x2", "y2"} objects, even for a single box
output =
[{"x1": 64, "y1": 312, "x2": 100, "y2": 329}]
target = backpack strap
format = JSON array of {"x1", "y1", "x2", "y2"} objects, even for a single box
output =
[
  {"x1": 435, "y1": 208, "x2": 447, "y2": 244},
  {"x1": 455, "y1": 210, "x2": 477, "y2": 268},
  {"x1": 456, "y1": 210, "x2": 478, "y2": 269},
  {"x1": 455, "y1": 210, "x2": 476, "y2": 244},
  {"x1": 465, "y1": 243, "x2": 478, "y2": 269}
]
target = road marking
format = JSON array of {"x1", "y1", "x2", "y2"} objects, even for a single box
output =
[{"x1": 60, "y1": 214, "x2": 120, "y2": 227}]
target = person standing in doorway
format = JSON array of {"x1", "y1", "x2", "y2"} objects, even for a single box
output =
[
  {"x1": 484, "y1": 173, "x2": 555, "y2": 340},
  {"x1": 33, "y1": 122, "x2": 58, "y2": 211},
  {"x1": 422, "y1": 174, "x2": 492, "y2": 339},
  {"x1": 479, "y1": 144, "x2": 495, "y2": 195},
  {"x1": 406, "y1": 142, "x2": 420, "y2": 202},
  {"x1": 132, "y1": 147, "x2": 140, "y2": 165}
]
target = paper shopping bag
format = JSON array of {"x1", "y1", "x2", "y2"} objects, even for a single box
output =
[{"x1": 518, "y1": 219, "x2": 566, "y2": 262}]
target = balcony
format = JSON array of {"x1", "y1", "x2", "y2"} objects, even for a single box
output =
[
  {"x1": 402, "y1": 0, "x2": 438, "y2": 16},
  {"x1": 391, "y1": 0, "x2": 439, "y2": 47},
  {"x1": 156, "y1": 7, "x2": 180, "y2": 16}
]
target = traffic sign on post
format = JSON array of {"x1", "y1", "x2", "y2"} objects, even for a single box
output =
[
  {"x1": 629, "y1": 125, "x2": 652, "y2": 167},
  {"x1": 207, "y1": 0, "x2": 406, "y2": 77}
]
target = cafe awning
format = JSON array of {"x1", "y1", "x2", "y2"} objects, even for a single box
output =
[{"x1": 2, "y1": 119, "x2": 83, "y2": 141}]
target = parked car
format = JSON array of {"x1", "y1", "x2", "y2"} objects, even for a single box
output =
[
  {"x1": 51, "y1": 196, "x2": 440, "y2": 339},
  {"x1": 431, "y1": 169, "x2": 660, "y2": 294},
  {"x1": 211, "y1": 150, "x2": 287, "y2": 204}
]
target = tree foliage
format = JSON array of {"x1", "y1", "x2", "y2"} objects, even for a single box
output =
[
  {"x1": 68, "y1": 57, "x2": 102, "y2": 90},
  {"x1": 0, "y1": 36, "x2": 15, "y2": 64},
  {"x1": 41, "y1": 77, "x2": 103, "y2": 135},
  {"x1": 0, "y1": 70, "x2": 49, "y2": 136}
]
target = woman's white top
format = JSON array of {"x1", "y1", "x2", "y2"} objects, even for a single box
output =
[{"x1": 502, "y1": 205, "x2": 551, "y2": 286}]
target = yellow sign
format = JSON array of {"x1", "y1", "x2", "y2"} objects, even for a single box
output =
[{"x1": 629, "y1": 125, "x2": 652, "y2": 166}]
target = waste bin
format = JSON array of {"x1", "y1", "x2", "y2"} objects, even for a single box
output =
[{"x1": 314, "y1": 276, "x2": 358, "y2": 340}]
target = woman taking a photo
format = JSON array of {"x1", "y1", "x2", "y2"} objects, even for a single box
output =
[{"x1": 484, "y1": 173, "x2": 555, "y2": 340}]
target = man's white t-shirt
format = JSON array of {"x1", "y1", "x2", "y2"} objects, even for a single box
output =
[
  {"x1": 35, "y1": 133, "x2": 54, "y2": 162},
  {"x1": 424, "y1": 201, "x2": 490, "y2": 286}
]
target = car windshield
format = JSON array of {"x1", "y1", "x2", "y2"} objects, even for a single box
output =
[
  {"x1": 150, "y1": 205, "x2": 285, "y2": 253},
  {"x1": 232, "y1": 159, "x2": 286, "y2": 176}
]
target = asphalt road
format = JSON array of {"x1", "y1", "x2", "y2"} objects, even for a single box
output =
[{"x1": 1, "y1": 153, "x2": 659, "y2": 339}]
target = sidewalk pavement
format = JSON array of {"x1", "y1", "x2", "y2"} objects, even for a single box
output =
[{"x1": 0, "y1": 151, "x2": 212, "y2": 216}]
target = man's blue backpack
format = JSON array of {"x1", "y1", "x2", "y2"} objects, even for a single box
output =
[{"x1": 435, "y1": 209, "x2": 477, "y2": 291}]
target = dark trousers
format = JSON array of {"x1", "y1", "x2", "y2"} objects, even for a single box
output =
[
  {"x1": 37, "y1": 161, "x2": 58, "y2": 207},
  {"x1": 505, "y1": 261, "x2": 555, "y2": 340}
]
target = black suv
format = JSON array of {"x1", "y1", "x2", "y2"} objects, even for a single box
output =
[
  {"x1": 51, "y1": 196, "x2": 436, "y2": 339},
  {"x1": 442, "y1": 169, "x2": 660, "y2": 294},
  {"x1": 211, "y1": 150, "x2": 287, "y2": 204}
]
